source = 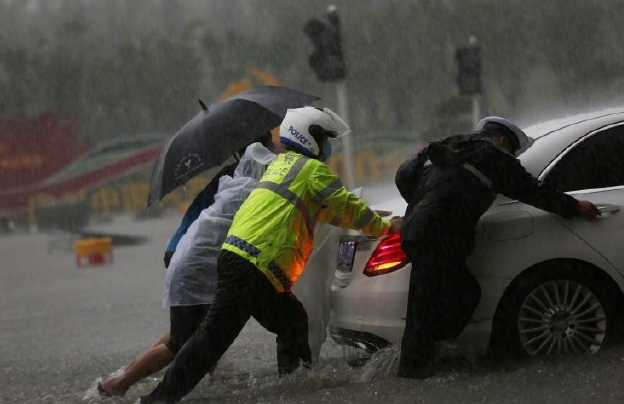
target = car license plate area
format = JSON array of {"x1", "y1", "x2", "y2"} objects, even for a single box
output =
[{"x1": 337, "y1": 239, "x2": 357, "y2": 272}]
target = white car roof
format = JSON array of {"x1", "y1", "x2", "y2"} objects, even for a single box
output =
[{"x1": 519, "y1": 108, "x2": 624, "y2": 177}]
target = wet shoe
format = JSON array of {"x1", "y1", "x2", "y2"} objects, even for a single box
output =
[{"x1": 97, "y1": 382, "x2": 113, "y2": 397}]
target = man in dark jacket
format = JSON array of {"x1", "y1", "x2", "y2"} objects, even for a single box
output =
[{"x1": 394, "y1": 116, "x2": 600, "y2": 379}]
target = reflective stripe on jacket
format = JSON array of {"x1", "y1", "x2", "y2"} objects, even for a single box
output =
[{"x1": 222, "y1": 151, "x2": 391, "y2": 292}]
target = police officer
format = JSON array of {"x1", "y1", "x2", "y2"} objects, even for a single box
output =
[
  {"x1": 395, "y1": 116, "x2": 600, "y2": 379},
  {"x1": 141, "y1": 107, "x2": 401, "y2": 404}
]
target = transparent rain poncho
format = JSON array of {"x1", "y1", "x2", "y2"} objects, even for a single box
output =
[{"x1": 162, "y1": 142, "x2": 276, "y2": 308}]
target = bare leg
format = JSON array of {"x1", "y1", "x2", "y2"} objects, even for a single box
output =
[
  {"x1": 101, "y1": 343, "x2": 174, "y2": 396},
  {"x1": 121, "y1": 332, "x2": 171, "y2": 371}
]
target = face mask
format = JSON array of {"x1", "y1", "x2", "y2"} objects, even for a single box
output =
[{"x1": 318, "y1": 140, "x2": 332, "y2": 161}]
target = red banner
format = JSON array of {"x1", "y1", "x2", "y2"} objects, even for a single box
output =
[{"x1": 0, "y1": 110, "x2": 87, "y2": 190}]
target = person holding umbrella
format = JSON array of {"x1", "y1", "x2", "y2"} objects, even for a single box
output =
[
  {"x1": 148, "y1": 86, "x2": 321, "y2": 268},
  {"x1": 140, "y1": 107, "x2": 402, "y2": 404},
  {"x1": 97, "y1": 133, "x2": 278, "y2": 397}
]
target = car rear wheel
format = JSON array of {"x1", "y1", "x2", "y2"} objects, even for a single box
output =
[
  {"x1": 490, "y1": 261, "x2": 623, "y2": 358},
  {"x1": 518, "y1": 279, "x2": 605, "y2": 355}
]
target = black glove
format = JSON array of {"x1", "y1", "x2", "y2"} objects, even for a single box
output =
[{"x1": 164, "y1": 250, "x2": 174, "y2": 268}]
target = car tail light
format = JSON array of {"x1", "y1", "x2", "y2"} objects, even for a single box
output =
[{"x1": 364, "y1": 232, "x2": 409, "y2": 276}]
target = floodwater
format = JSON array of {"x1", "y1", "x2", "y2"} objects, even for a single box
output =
[{"x1": 3, "y1": 212, "x2": 624, "y2": 404}]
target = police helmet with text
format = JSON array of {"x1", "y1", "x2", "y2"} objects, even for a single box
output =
[{"x1": 279, "y1": 107, "x2": 350, "y2": 159}]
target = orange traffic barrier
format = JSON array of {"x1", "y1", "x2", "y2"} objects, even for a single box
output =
[{"x1": 75, "y1": 237, "x2": 113, "y2": 267}]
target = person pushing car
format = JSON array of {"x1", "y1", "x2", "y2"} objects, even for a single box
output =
[
  {"x1": 394, "y1": 116, "x2": 600, "y2": 379},
  {"x1": 140, "y1": 106, "x2": 401, "y2": 404}
]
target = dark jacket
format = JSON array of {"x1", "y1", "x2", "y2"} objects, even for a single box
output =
[{"x1": 395, "y1": 131, "x2": 579, "y2": 261}]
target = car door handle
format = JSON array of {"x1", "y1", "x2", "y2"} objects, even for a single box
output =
[{"x1": 597, "y1": 204, "x2": 620, "y2": 214}]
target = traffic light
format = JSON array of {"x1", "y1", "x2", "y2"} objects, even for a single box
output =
[
  {"x1": 304, "y1": 10, "x2": 346, "y2": 81},
  {"x1": 455, "y1": 44, "x2": 482, "y2": 96}
]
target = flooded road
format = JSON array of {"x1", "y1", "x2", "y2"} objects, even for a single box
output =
[{"x1": 3, "y1": 213, "x2": 624, "y2": 404}]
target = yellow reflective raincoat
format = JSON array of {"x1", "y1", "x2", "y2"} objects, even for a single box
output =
[{"x1": 222, "y1": 151, "x2": 390, "y2": 292}]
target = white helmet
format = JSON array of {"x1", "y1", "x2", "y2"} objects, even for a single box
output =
[
  {"x1": 279, "y1": 107, "x2": 350, "y2": 158},
  {"x1": 477, "y1": 116, "x2": 531, "y2": 155}
]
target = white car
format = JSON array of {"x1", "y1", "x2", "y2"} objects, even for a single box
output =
[{"x1": 328, "y1": 108, "x2": 624, "y2": 358}]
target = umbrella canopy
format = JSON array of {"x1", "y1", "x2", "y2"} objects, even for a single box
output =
[{"x1": 147, "y1": 86, "x2": 319, "y2": 207}]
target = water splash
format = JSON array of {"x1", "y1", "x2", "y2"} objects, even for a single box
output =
[
  {"x1": 82, "y1": 376, "x2": 104, "y2": 401},
  {"x1": 81, "y1": 342, "x2": 479, "y2": 403},
  {"x1": 192, "y1": 359, "x2": 355, "y2": 401},
  {"x1": 353, "y1": 341, "x2": 480, "y2": 383},
  {"x1": 82, "y1": 366, "x2": 126, "y2": 402},
  {"x1": 356, "y1": 346, "x2": 401, "y2": 383}
]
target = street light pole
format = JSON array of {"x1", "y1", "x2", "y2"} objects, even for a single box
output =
[
  {"x1": 455, "y1": 35, "x2": 483, "y2": 128},
  {"x1": 303, "y1": 4, "x2": 354, "y2": 189},
  {"x1": 468, "y1": 36, "x2": 481, "y2": 128},
  {"x1": 472, "y1": 93, "x2": 481, "y2": 129},
  {"x1": 335, "y1": 79, "x2": 355, "y2": 189}
]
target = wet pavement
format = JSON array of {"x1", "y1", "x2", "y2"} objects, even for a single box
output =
[{"x1": 3, "y1": 212, "x2": 624, "y2": 404}]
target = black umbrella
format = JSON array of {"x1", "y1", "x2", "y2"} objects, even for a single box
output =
[{"x1": 147, "y1": 86, "x2": 320, "y2": 208}]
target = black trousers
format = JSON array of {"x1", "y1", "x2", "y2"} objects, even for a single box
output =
[
  {"x1": 142, "y1": 250, "x2": 311, "y2": 404},
  {"x1": 165, "y1": 304, "x2": 211, "y2": 354},
  {"x1": 398, "y1": 253, "x2": 481, "y2": 378}
]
